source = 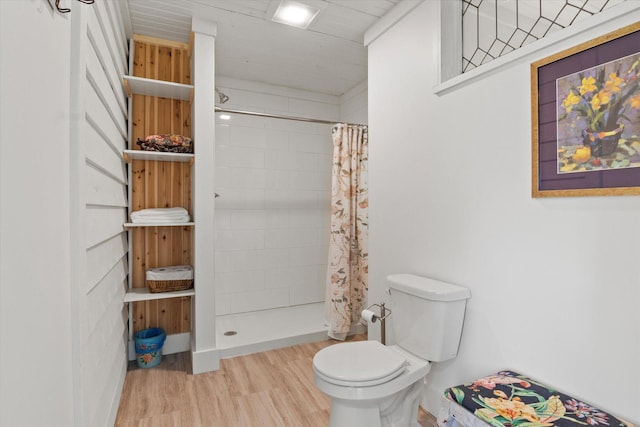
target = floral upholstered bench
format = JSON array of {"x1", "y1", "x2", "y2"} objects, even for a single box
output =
[{"x1": 437, "y1": 371, "x2": 635, "y2": 427}]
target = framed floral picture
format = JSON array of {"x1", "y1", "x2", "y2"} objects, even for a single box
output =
[{"x1": 531, "y1": 22, "x2": 640, "y2": 197}]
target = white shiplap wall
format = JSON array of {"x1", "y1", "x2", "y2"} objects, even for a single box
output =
[
  {"x1": 0, "y1": 1, "x2": 129, "y2": 426},
  {"x1": 71, "y1": 1, "x2": 129, "y2": 426}
]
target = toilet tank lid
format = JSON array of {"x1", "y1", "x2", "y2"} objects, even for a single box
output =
[{"x1": 387, "y1": 274, "x2": 470, "y2": 301}]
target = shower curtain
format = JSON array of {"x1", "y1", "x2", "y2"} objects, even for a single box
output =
[{"x1": 326, "y1": 123, "x2": 369, "y2": 341}]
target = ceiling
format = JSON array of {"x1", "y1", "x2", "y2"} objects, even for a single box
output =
[{"x1": 126, "y1": 0, "x2": 403, "y2": 96}]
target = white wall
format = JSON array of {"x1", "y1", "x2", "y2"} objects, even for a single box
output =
[
  {"x1": 0, "y1": 2, "x2": 74, "y2": 426},
  {"x1": 0, "y1": 1, "x2": 129, "y2": 426},
  {"x1": 74, "y1": 2, "x2": 130, "y2": 425},
  {"x1": 368, "y1": 1, "x2": 640, "y2": 423},
  {"x1": 214, "y1": 77, "x2": 336, "y2": 315}
]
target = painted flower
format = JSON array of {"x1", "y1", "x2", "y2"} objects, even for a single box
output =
[
  {"x1": 604, "y1": 72, "x2": 623, "y2": 93},
  {"x1": 562, "y1": 91, "x2": 581, "y2": 111},
  {"x1": 470, "y1": 374, "x2": 530, "y2": 391},
  {"x1": 579, "y1": 76, "x2": 598, "y2": 95},
  {"x1": 141, "y1": 353, "x2": 154, "y2": 364},
  {"x1": 483, "y1": 397, "x2": 539, "y2": 422},
  {"x1": 559, "y1": 53, "x2": 640, "y2": 132},
  {"x1": 565, "y1": 399, "x2": 610, "y2": 426},
  {"x1": 590, "y1": 91, "x2": 611, "y2": 111}
]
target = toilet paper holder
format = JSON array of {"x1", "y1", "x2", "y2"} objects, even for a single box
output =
[{"x1": 363, "y1": 302, "x2": 392, "y2": 345}]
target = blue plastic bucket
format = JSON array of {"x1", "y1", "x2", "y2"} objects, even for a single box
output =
[{"x1": 134, "y1": 328, "x2": 166, "y2": 368}]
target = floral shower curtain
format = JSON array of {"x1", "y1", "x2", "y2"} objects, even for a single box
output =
[{"x1": 326, "y1": 123, "x2": 369, "y2": 341}]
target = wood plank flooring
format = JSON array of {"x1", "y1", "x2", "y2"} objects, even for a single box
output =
[{"x1": 115, "y1": 335, "x2": 438, "y2": 427}]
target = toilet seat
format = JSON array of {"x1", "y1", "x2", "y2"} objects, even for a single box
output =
[{"x1": 313, "y1": 341, "x2": 408, "y2": 387}]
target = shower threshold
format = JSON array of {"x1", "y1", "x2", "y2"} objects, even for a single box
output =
[{"x1": 215, "y1": 302, "x2": 328, "y2": 359}]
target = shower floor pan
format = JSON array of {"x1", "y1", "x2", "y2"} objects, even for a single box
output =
[{"x1": 215, "y1": 302, "x2": 328, "y2": 359}]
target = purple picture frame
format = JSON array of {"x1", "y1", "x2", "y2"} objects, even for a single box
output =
[{"x1": 531, "y1": 22, "x2": 640, "y2": 197}]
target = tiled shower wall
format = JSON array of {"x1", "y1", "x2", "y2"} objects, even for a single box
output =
[{"x1": 214, "y1": 79, "x2": 338, "y2": 315}]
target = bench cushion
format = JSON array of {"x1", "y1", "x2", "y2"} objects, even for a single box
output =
[{"x1": 443, "y1": 370, "x2": 634, "y2": 427}]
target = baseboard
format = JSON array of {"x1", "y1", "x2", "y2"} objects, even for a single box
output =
[{"x1": 191, "y1": 346, "x2": 220, "y2": 374}]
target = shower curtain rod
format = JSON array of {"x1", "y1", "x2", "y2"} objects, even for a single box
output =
[{"x1": 215, "y1": 107, "x2": 366, "y2": 127}]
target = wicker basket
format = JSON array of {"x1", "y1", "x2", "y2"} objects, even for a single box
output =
[
  {"x1": 146, "y1": 265, "x2": 193, "y2": 293},
  {"x1": 147, "y1": 278, "x2": 193, "y2": 293}
]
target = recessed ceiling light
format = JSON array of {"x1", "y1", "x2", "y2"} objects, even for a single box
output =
[{"x1": 272, "y1": 0, "x2": 320, "y2": 29}]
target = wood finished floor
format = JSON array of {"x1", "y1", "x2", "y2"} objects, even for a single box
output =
[{"x1": 115, "y1": 335, "x2": 438, "y2": 427}]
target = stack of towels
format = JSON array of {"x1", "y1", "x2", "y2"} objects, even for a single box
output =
[{"x1": 130, "y1": 207, "x2": 190, "y2": 224}]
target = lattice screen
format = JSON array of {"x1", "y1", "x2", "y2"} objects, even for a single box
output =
[{"x1": 462, "y1": 0, "x2": 627, "y2": 73}]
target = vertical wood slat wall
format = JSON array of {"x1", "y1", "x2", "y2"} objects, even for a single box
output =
[{"x1": 130, "y1": 35, "x2": 193, "y2": 334}]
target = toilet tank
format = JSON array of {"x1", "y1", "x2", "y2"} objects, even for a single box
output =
[{"x1": 388, "y1": 274, "x2": 470, "y2": 362}]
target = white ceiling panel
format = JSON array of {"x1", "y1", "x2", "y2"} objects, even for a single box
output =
[{"x1": 126, "y1": 0, "x2": 405, "y2": 95}]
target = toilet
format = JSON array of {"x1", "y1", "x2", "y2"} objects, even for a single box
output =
[{"x1": 313, "y1": 274, "x2": 471, "y2": 427}]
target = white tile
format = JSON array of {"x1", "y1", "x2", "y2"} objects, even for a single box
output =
[
  {"x1": 230, "y1": 168, "x2": 266, "y2": 189},
  {"x1": 266, "y1": 129, "x2": 289, "y2": 150},
  {"x1": 230, "y1": 209, "x2": 266, "y2": 229},
  {"x1": 214, "y1": 209, "x2": 231, "y2": 231},
  {"x1": 290, "y1": 132, "x2": 332, "y2": 154},
  {"x1": 230, "y1": 89, "x2": 289, "y2": 112},
  {"x1": 288, "y1": 151, "x2": 319, "y2": 171},
  {"x1": 215, "y1": 270, "x2": 265, "y2": 293},
  {"x1": 267, "y1": 116, "x2": 320, "y2": 133},
  {"x1": 215, "y1": 166, "x2": 231, "y2": 188},
  {"x1": 289, "y1": 209, "x2": 322, "y2": 228},
  {"x1": 290, "y1": 171, "x2": 326, "y2": 190},
  {"x1": 316, "y1": 264, "x2": 328, "y2": 288},
  {"x1": 219, "y1": 110, "x2": 266, "y2": 128},
  {"x1": 265, "y1": 266, "x2": 317, "y2": 289},
  {"x1": 265, "y1": 209, "x2": 289, "y2": 228},
  {"x1": 215, "y1": 123, "x2": 231, "y2": 146},
  {"x1": 215, "y1": 293, "x2": 231, "y2": 315},
  {"x1": 317, "y1": 190, "x2": 331, "y2": 208},
  {"x1": 216, "y1": 146, "x2": 264, "y2": 169},
  {"x1": 230, "y1": 288, "x2": 289, "y2": 313},
  {"x1": 290, "y1": 190, "x2": 320, "y2": 209},
  {"x1": 265, "y1": 228, "x2": 318, "y2": 249},
  {"x1": 215, "y1": 251, "x2": 231, "y2": 273},
  {"x1": 318, "y1": 153, "x2": 332, "y2": 173},
  {"x1": 215, "y1": 189, "x2": 265, "y2": 210},
  {"x1": 266, "y1": 151, "x2": 317, "y2": 171},
  {"x1": 230, "y1": 126, "x2": 267, "y2": 149},
  {"x1": 289, "y1": 98, "x2": 339, "y2": 121},
  {"x1": 215, "y1": 230, "x2": 264, "y2": 251},
  {"x1": 264, "y1": 190, "x2": 292, "y2": 209},
  {"x1": 230, "y1": 249, "x2": 288, "y2": 272},
  {"x1": 290, "y1": 284, "x2": 325, "y2": 305},
  {"x1": 289, "y1": 246, "x2": 328, "y2": 266},
  {"x1": 265, "y1": 170, "x2": 289, "y2": 189}
]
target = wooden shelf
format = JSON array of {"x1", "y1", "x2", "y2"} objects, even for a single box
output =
[
  {"x1": 124, "y1": 287, "x2": 195, "y2": 303},
  {"x1": 124, "y1": 222, "x2": 194, "y2": 228},
  {"x1": 123, "y1": 149, "x2": 194, "y2": 164},
  {"x1": 123, "y1": 75, "x2": 193, "y2": 101}
]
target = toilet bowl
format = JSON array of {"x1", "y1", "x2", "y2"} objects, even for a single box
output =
[
  {"x1": 313, "y1": 340, "x2": 431, "y2": 427},
  {"x1": 314, "y1": 274, "x2": 471, "y2": 427}
]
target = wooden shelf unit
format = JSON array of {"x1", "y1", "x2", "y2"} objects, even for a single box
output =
[
  {"x1": 123, "y1": 75, "x2": 193, "y2": 101},
  {"x1": 123, "y1": 149, "x2": 194, "y2": 164},
  {"x1": 123, "y1": 36, "x2": 194, "y2": 343},
  {"x1": 124, "y1": 287, "x2": 196, "y2": 303}
]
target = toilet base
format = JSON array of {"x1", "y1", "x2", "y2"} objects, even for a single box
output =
[{"x1": 327, "y1": 379, "x2": 423, "y2": 427}]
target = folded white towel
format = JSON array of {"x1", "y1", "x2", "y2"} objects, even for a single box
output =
[
  {"x1": 131, "y1": 207, "x2": 188, "y2": 218},
  {"x1": 130, "y1": 216, "x2": 191, "y2": 224},
  {"x1": 130, "y1": 207, "x2": 190, "y2": 223}
]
